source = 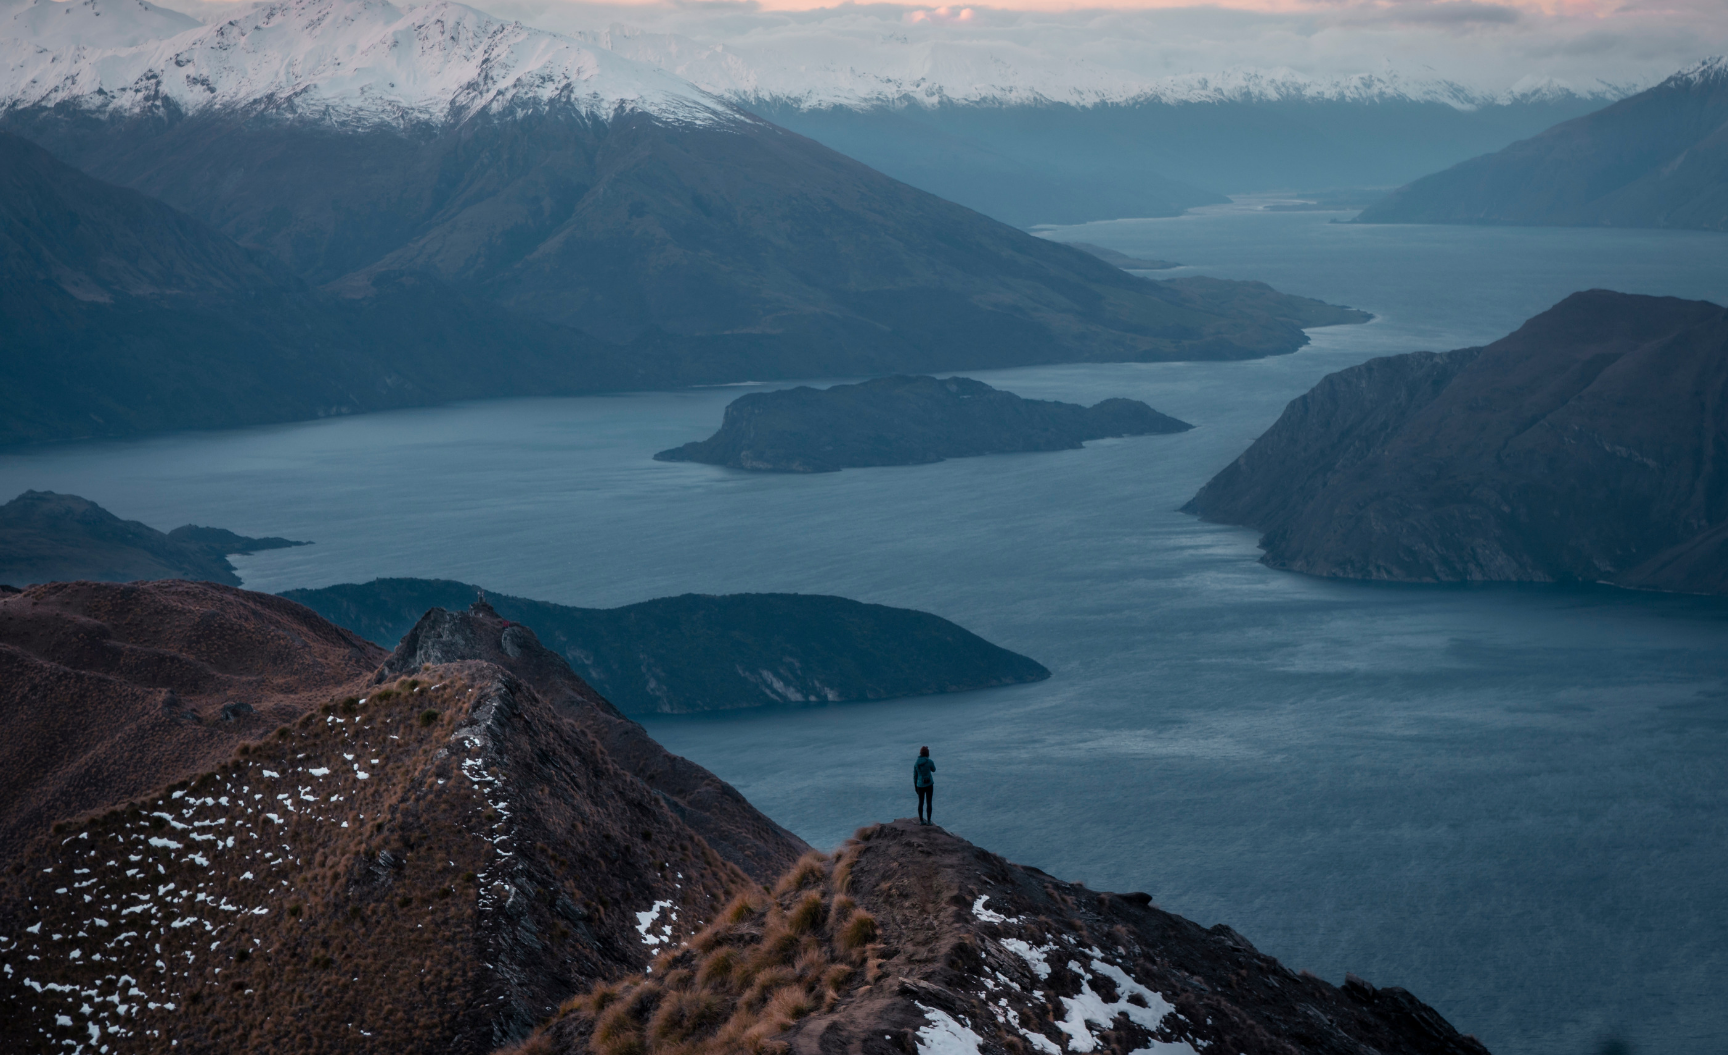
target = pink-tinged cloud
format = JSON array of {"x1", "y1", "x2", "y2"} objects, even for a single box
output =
[{"x1": 905, "y1": 6, "x2": 976, "y2": 24}]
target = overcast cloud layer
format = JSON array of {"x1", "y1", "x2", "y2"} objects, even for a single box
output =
[{"x1": 146, "y1": 0, "x2": 1728, "y2": 100}]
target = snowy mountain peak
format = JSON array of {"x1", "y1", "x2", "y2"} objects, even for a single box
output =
[
  {"x1": 558, "y1": 21, "x2": 1631, "y2": 113},
  {"x1": 0, "y1": 0, "x2": 738, "y2": 128},
  {"x1": 1669, "y1": 55, "x2": 1728, "y2": 86},
  {"x1": 4, "y1": 0, "x2": 200, "y2": 52}
]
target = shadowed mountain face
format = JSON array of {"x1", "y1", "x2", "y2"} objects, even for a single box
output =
[
  {"x1": 282, "y1": 577, "x2": 1050, "y2": 714},
  {"x1": 1357, "y1": 60, "x2": 1728, "y2": 231},
  {"x1": 0, "y1": 491, "x2": 306, "y2": 586},
  {"x1": 530, "y1": 820, "x2": 1487, "y2": 1055},
  {"x1": 655, "y1": 374, "x2": 1193, "y2": 473},
  {"x1": 0, "y1": 130, "x2": 619, "y2": 445},
  {"x1": 1184, "y1": 290, "x2": 1728, "y2": 592},
  {"x1": 9, "y1": 106, "x2": 1368, "y2": 382}
]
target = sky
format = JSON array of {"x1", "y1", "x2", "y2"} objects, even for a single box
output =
[{"x1": 145, "y1": 0, "x2": 1728, "y2": 94}]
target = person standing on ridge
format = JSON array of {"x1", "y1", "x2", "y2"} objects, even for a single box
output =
[{"x1": 914, "y1": 746, "x2": 935, "y2": 825}]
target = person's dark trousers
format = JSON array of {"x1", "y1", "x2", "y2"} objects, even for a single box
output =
[{"x1": 916, "y1": 785, "x2": 933, "y2": 824}]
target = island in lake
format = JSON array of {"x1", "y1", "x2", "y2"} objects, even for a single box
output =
[{"x1": 655, "y1": 374, "x2": 1194, "y2": 473}]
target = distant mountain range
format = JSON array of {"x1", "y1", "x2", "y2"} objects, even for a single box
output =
[
  {"x1": 0, "y1": 0, "x2": 1643, "y2": 228},
  {"x1": 1358, "y1": 57, "x2": 1728, "y2": 231},
  {"x1": 1185, "y1": 290, "x2": 1728, "y2": 593}
]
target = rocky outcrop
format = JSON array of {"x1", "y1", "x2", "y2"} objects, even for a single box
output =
[
  {"x1": 530, "y1": 820, "x2": 1487, "y2": 1054},
  {"x1": 283, "y1": 578, "x2": 1051, "y2": 714},
  {"x1": 0, "y1": 491, "x2": 308, "y2": 586},
  {"x1": 1184, "y1": 290, "x2": 1728, "y2": 591},
  {"x1": 1356, "y1": 58, "x2": 1728, "y2": 231},
  {"x1": 655, "y1": 374, "x2": 1194, "y2": 473},
  {"x1": 373, "y1": 600, "x2": 810, "y2": 884}
]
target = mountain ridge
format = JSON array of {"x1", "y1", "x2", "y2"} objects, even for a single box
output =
[{"x1": 1356, "y1": 56, "x2": 1728, "y2": 230}]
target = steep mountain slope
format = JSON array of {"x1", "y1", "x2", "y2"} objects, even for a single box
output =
[
  {"x1": 0, "y1": 584, "x2": 812, "y2": 1052},
  {"x1": 0, "y1": 128, "x2": 626, "y2": 444},
  {"x1": 1183, "y1": 290, "x2": 1728, "y2": 592},
  {"x1": 0, "y1": 580, "x2": 384, "y2": 867},
  {"x1": 655, "y1": 374, "x2": 1192, "y2": 473},
  {"x1": 1357, "y1": 58, "x2": 1728, "y2": 230},
  {"x1": 3, "y1": 0, "x2": 1369, "y2": 398},
  {"x1": 282, "y1": 578, "x2": 1051, "y2": 714},
  {"x1": 528, "y1": 820, "x2": 1486, "y2": 1054},
  {"x1": 0, "y1": 491, "x2": 305, "y2": 586}
]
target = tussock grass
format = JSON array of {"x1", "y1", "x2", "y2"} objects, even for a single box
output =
[{"x1": 528, "y1": 844, "x2": 876, "y2": 1054}]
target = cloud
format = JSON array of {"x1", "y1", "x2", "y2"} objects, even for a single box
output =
[{"x1": 904, "y1": 5, "x2": 975, "y2": 23}]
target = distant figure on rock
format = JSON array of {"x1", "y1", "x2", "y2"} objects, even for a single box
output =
[{"x1": 914, "y1": 746, "x2": 936, "y2": 824}]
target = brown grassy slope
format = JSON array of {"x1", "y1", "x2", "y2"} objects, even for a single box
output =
[
  {"x1": 377, "y1": 600, "x2": 810, "y2": 883},
  {"x1": 0, "y1": 665, "x2": 755, "y2": 1053},
  {"x1": 529, "y1": 820, "x2": 1487, "y2": 1055},
  {"x1": 0, "y1": 580, "x2": 384, "y2": 867}
]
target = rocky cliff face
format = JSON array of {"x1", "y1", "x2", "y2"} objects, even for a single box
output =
[
  {"x1": 528, "y1": 820, "x2": 1486, "y2": 1055},
  {"x1": 1356, "y1": 58, "x2": 1728, "y2": 231},
  {"x1": 655, "y1": 374, "x2": 1194, "y2": 473},
  {"x1": 1184, "y1": 290, "x2": 1728, "y2": 592}
]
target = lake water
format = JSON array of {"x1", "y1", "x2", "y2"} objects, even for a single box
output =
[{"x1": 4, "y1": 201, "x2": 1727, "y2": 1052}]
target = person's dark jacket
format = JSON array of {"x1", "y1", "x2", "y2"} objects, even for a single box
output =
[{"x1": 914, "y1": 756, "x2": 935, "y2": 788}]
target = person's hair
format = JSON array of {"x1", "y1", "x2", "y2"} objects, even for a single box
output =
[{"x1": 919, "y1": 746, "x2": 929, "y2": 756}]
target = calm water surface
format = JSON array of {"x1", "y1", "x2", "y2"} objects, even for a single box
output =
[{"x1": 4, "y1": 203, "x2": 1727, "y2": 1052}]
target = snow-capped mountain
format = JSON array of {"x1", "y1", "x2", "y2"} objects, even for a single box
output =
[
  {"x1": 576, "y1": 21, "x2": 1634, "y2": 114},
  {"x1": 0, "y1": 0, "x2": 732, "y2": 128}
]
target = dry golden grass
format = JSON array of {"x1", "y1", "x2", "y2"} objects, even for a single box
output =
[{"x1": 525, "y1": 844, "x2": 878, "y2": 1054}]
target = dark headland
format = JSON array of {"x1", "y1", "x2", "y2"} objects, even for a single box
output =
[
  {"x1": 0, "y1": 582, "x2": 1486, "y2": 1053},
  {"x1": 656, "y1": 374, "x2": 1194, "y2": 473},
  {"x1": 1185, "y1": 290, "x2": 1728, "y2": 593},
  {"x1": 283, "y1": 577, "x2": 1051, "y2": 715},
  {"x1": 0, "y1": 490, "x2": 307, "y2": 587}
]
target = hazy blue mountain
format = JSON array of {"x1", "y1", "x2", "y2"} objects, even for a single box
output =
[
  {"x1": 747, "y1": 95, "x2": 1614, "y2": 227},
  {"x1": 1357, "y1": 59, "x2": 1728, "y2": 230}
]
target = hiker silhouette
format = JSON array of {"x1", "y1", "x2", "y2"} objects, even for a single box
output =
[{"x1": 914, "y1": 746, "x2": 935, "y2": 824}]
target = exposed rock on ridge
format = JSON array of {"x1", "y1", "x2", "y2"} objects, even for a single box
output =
[
  {"x1": 374, "y1": 599, "x2": 810, "y2": 883},
  {"x1": 1184, "y1": 290, "x2": 1728, "y2": 592}
]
